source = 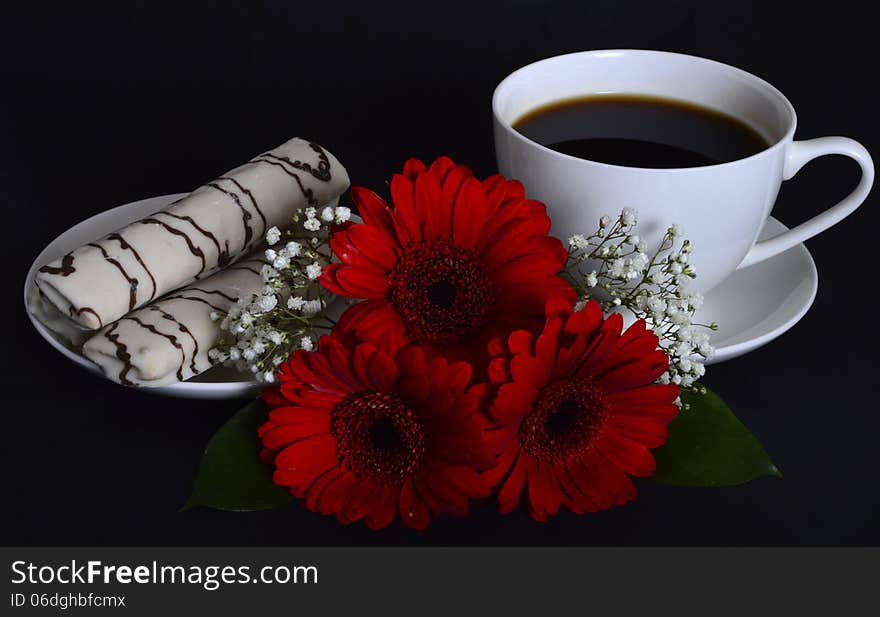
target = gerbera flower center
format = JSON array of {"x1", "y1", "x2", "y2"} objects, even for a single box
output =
[
  {"x1": 520, "y1": 378, "x2": 609, "y2": 462},
  {"x1": 389, "y1": 240, "x2": 495, "y2": 345},
  {"x1": 331, "y1": 391, "x2": 425, "y2": 484}
]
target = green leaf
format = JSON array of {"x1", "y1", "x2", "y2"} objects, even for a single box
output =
[
  {"x1": 650, "y1": 387, "x2": 782, "y2": 486},
  {"x1": 181, "y1": 399, "x2": 293, "y2": 512}
]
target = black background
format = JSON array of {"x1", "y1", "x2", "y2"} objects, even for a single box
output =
[{"x1": 2, "y1": 1, "x2": 878, "y2": 546}]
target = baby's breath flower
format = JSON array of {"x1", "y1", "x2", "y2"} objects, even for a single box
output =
[
  {"x1": 265, "y1": 226, "x2": 281, "y2": 245},
  {"x1": 273, "y1": 254, "x2": 291, "y2": 270},
  {"x1": 335, "y1": 206, "x2": 351, "y2": 223},
  {"x1": 585, "y1": 271, "x2": 598, "y2": 287},
  {"x1": 261, "y1": 265, "x2": 278, "y2": 282},
  {"x1": 564, "y1": 209, "x2": 713, "y2": 394},
  {"x1": 256, "y1": 294, "x2": 277, "y2": 313},
  {"x1": 305, "y1": 262, "x2": 323, "y2": 280},
  {"x1": 285, "y1": 241, "x2": 302, "y2": 257},
  {"x1": 211, "y1": 204, "x2": 338, "y2": 380},
  {"x1": 569, "y1": 234, "x2": 590, "y2": 250}
]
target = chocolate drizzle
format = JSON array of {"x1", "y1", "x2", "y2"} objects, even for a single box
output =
[
  {"x1": 107, "y1": 232, "x2": 157, "y2": 302},
  {"x1": 39, "y1": 253, "x2": 76, "y2": 276},
  {"x1": 257, "y1": 149, "x2": 332, "y2": 182},
  {"x1": 87, "y1": 242, "x2": 139, "y2": 310},
  {"x1": 218, "y1": 176, "x2": 267, "y2": 239},
  {"x1": 125, "y1": 316, "x2": 186, "y2": 381},
  {"x1": 139, "y1": 218, "x2": 206, "y2": 274},
  {"x1": 149, "y1": 306, "x2": 200, "y2": 374},
  {"x1": 104, "y1": 322, "x2": 134, "y2": 385},
  {"x1": 226, "y1": 264, "x2": 262, "y2": 275},
  {"x1": 182, "y1": 288, "x2": 237, "y2": 303},
  {"x1": 206, "y1": 181, "x2": 255, "y2": 249},
  {"x1": 165, "y1": 295, "x2": 225, "y2": 312},
  {"x1": 69, "y1": 305, "x2": 102, "y2": 327},
  {"x1": 247, "y1": 158, "x2": 318, "y2": 206},
  {"x1": 160, "y1": 212, "x2": 232, "y2": 267}
]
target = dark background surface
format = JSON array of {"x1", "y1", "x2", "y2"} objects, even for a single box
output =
[{"x1": 1, "y1": 0, "x2": 878, "y2": 546}]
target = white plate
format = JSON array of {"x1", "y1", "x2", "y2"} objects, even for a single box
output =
[{"x1": 25, "y1": 195, "x2": 817, "y2": 398}]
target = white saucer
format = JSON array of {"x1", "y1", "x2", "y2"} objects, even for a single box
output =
[
  {"x1": 697, "y1": 216, "x2": 818, "y2": 364},
  {"x1": 25, "y1": 195, "x2": 817, "y2": 398},
  {"x1": 24, "y1": 193, "x2": 264, "y2": 400}
]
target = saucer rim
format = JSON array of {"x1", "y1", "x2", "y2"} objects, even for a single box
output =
[{"x1": 703, "y1": 217, "x2": 818, "y2": 364}]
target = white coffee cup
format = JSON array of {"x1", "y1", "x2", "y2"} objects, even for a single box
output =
[{"x1": 492, "y1": 50, "x2": 874, "y2": 292}]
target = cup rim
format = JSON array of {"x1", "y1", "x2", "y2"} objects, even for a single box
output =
[{"x1": 492, "y1": 49, "x2": 798, "y2": 173}]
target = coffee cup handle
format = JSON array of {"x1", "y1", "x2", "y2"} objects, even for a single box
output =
[{"x1": 738, "y1": 136, "x2": 874, "y2": 269}]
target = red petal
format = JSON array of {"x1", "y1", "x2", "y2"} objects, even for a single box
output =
[
  {"x1": 427, "y1": 156, "x2": 457, "y2": 182},
  {"x1": 335, "y1": 300, "x2": 409, "y2": 354},
  {"x1": 487, "y1": 357, "x2": 510, "y2": 384},
  {"x1": 274, "y1": 433, "x2": 337, "y2": 470},
  {"x1": 334, "y1": 265, "x2": 390, "y2": 298},
  {"x1": 491, "y1": 381, "x2": 536, "y2": 424},
  {"x1": 586, "y1": 450, "x2": 638, "y2": 504},
  {"x1": 416, "y1": 466, "x2": 469, "y2": 517},
  {"x1": 507, "y1": 329, "x2": 535, "y2": 356},
  {"x1": 575, "y1": 313, "x2": 625, "y2": 377},
  {"x1": 481, "y1": 198, "x2": 550, "y2": 244},
  {"x1": 367, "y1": 347, "x2": 399, "y2": 391},
  {"x1": 606, "y1": 385, "x2": 680, "y2": 422},
  {"x1": 390, "y1": 173, "x2": 422, "y2": 244},
  {"x1": 451, "y1": 177, "x2": 488, "y2": 249},
  {"x1": 597, "y1": 350, "x2": 670, "y2": 393},
  {"x1": 438, "y1": 166, "x2": 472, "y2": 239},
  {"x1": 364, "y1": 485, "x2": 399, "y2": 530},
  {"x1": 598, "y1": 433, "x2": 657, "y2": 477},
  {"x1": 351, "y1": 187, "x2": 396, "y2": 238},
  {"x1": 566, "y1": 458, "x2": 612, "y2": 510},
  {"x1": 316, "y1": 471, "x2": 358, "y2": 515},
  {"x1": 343, "y1": 477, "x2": 382, "y2": 522},
  {"x1": 261, "y1": 421, "x2": 329, "y2": 450},
  {"x1": 606, "y1": 415, "x2": 670, "y2": 448},
  {"x1": 509, "y1": 353, "x2": 550, "y2": 390},
  {"x1": 402, "y1": 158, "x2": 427, "y2": 179},
  {"x1": 555, "y1": 462, "x2": 599, "y2": 513},
  {"x1": 347, "y1": 224, "x2": 399, "y2": 270},
  {"x1": 399, "y1": 482, "x2": 431, "y2": 530},
  {"x1": 414, "y1": 172, "x2": 443, "y2": 241},
  {"x1": 497, "y1": 450, "x2": 528, "y2": 514}
]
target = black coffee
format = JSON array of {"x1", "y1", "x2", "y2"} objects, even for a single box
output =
[{"x1": 512, "y1": 94, "x2": 769, "y2": 168}]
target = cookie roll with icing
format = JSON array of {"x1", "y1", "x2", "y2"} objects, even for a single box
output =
[
  {"x1": 35, "y1": 138, "x2": 349, "y2": 329},
  {"x1": 81, "y1": 257, "x2": 265, "y2": 387}
]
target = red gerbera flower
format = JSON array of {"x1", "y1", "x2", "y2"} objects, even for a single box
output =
[
  {"x1": 259, "y1": 335, "x2": 494, "y2": 530},
  {"x1": 321, "y1": 157, "x2": 575, "y2": 366},
  {"x1": 484, "y1": 297, "x2": 679, "y2": 521}
]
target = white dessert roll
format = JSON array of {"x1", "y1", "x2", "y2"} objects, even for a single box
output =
[
  {"x1": 35, "y1": 137, "x2": 349, "y2": 330},
  {"x1": 81, "y1": 257, "x2": 265, "y2": 387}
]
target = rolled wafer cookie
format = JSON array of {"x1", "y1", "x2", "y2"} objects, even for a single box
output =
[
  {"x1": 81, "y1": 257, "x2": 267, "y2": 387},
  {"x1": 36, "y1": 138, "x2": 349, "y2": 329}
]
